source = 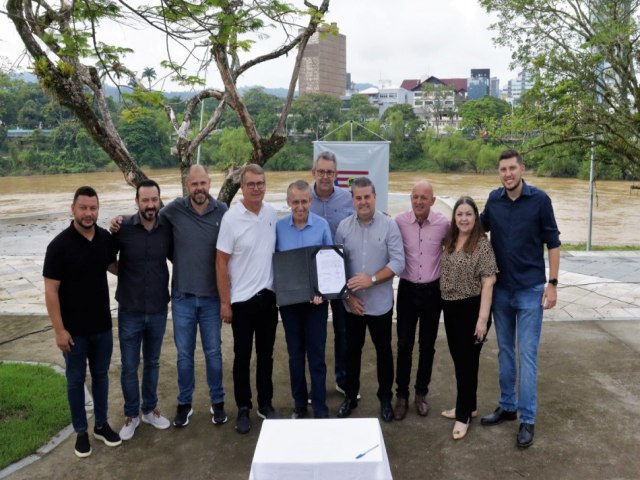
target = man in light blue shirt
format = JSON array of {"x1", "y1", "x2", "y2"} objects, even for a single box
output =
[
  {"x1": 335, "y1": 177, "x2": 405, "y2": 422},
  {"x1": 310, "y1": 151, "x2": 354, "y2": 396},
  {"x1": 276, "y1": 180, "x2": 333, "y2": 419}
]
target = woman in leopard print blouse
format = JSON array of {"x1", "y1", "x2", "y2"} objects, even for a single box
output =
[{"x1": 440, "y1": 196, "x2": 498, "y2": 441}]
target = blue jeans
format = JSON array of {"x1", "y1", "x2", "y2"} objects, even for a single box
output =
[
  {"x1": 492, "y1": 284, "x2": 544, "y2": 424},
  {"x1": 330, "y1": 299, "x2": 347, "y2": 386},
  {"x1": 171, "y1": 292, "x2": 224, "y2": 405},
  {"x1": 118, "y1": 308, "x2": 168, "y2": 417},
  {"x1": 63, "y1": 329, "x2": 113, "y2": 433},
  {"x1": 280, "y1": 302, "x2": 329, "y2": 417}
]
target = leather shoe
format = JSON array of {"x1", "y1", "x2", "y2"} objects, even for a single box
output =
[
  {"x1": 517, "y1": 423, "x2": 535, "y2": 448},
  {"x1": 393, "y1": 398, "x2": 408, "y2": 421},
  {"x1": 480, "y1": 406, "x2": 517, "y2": 426},
  {"x1": 380, "y1": 401, "x2": 394, "y2": 422},
  {"x1": 337, "y1": 398, "x2": 357, "y2": 418},
  {"x1": 414, "y1": 394, "x2": 430, "y2": 416}
]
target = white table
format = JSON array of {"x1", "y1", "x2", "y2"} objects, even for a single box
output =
[{"x1": 249, "y1": 418, "x2": 393, "y2": 480}]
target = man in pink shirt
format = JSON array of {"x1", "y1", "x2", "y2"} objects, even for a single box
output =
[{"x1": 393, "y1": 181, "x2": 450, "y2": 420}]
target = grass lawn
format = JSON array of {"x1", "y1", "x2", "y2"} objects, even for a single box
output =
[
  {"x1": 0, "y1": 362, "x2": 70, "y2": 470},
  {"x1": 561, "y1": 243, "x2": 640, "y2": 251}
]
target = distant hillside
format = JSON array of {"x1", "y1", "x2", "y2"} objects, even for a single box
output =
[{"x1": 9, "y1": 72, "x2": 371, "y2": 99}]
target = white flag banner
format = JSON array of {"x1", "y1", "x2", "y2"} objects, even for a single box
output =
[{"x1": 313, "y1": 141, "x2": 391, "y2": 212}]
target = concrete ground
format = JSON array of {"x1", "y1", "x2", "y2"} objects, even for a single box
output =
[
  {"x1": 1, "y1": 251, "x2": 640, "y2": 479},
  {"x1": 1, "y1": 314, "x2": 640, "y2": 480}
]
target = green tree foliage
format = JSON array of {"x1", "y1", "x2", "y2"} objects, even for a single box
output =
[
  {"x1": 5, "y1": 0, "x2": 331, "y2": 202},
  {"x1": 343, "y1": 94, "x2": 378, "y2": 123},
  {"x1": 118, "y1": 108, "x2": 173, "y2": 168},
  {"x1": 291, "y1": 93, "x2": 342, "y2": 139},
  {"x1": 458, "y1": 96, "x2": 512, "y2": 135},
  {"x1": 480, "y1": 0, "x2": 640, "y2": 178}
]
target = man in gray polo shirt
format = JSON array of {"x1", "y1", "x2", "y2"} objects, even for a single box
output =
[
  {"x1": 335, "y1": 177, "x2": 405, "y2": 422},
  {"x1": 162, "y1": 165, "x2": 229, "y2": 428}
]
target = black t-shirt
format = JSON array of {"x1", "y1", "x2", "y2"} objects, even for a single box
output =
[{"x1": 43, "y1": 222, "x2": 117, "y2": 336}]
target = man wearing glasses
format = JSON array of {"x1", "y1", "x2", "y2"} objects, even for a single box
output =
[
  {"x1": 310, "y1": 151, "x2": 355, "y2": 398},
  {"x1": 217, "y1": 164, "x2": 280, "y2": 434}
]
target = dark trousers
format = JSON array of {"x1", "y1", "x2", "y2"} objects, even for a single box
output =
[
  {"x1": 344, "y1": 309, "x2": 394, "y2": 403},
  {"x1": 442, "y1": 295, "x2": 487, "y2": 423},
  {"x1": 231, "y1": 289, "x2": 278, "y2": 410},
  {"x1": 64, "y1": 330, "x2": 113, "y2": 433},
  {"x1": 330, "y1": 299, "x2": 348, "y2": 386},
  {"x1": 280, "y1": 302, "x2": 329, "y2": 417},
  {"x1": 395, "y1": 278, "x2": 442, "y2": 399}
]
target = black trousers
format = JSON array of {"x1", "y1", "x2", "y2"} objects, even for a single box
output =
[
  {"x1": 442, "y1": 295, "x2": 488, "y2": 423},
  {"x1": 231, "y1": 289, "x2": 278, "y2": 409},
  {"x1": 344, "y1": 309, "x2": 394, "y2": 403},
  {"x1": 395, "y1": 278, "x2": 442, "y2": 399}
]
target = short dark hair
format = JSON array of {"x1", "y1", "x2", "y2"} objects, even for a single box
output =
[
  {"x1": 350, "y1": 176, "x2": 376, "y2": 194},
  {"x1": 498, "y1": 149, "x2": 524, "y2": 165},
  {"x1": 73, "y1": 186, "x2": 98, "y2": 204},
  {"x1": 136, "y1": 179, "x2": 161, "y2": 199}
]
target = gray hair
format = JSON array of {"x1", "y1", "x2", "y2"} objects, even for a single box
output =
[
  {"x1": 287, "y1": 180, "x2": 311, "y2": 199},
  {"x1": 313, "y1": 151, "x2": 337, "y2": 169},
  {"x1": 240, "y1": 163, "x2": 265, "y2": 184}
]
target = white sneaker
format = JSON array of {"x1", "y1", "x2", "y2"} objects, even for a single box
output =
[
  {"x1": 142, "y1": 409, "x2": 171, "y2": 430},
  {"x1": 119, "y1": 416, "x2": 140, "y2": 441}
]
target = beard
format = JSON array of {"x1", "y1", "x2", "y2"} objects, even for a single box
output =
[
  {"x1": 191, "y1": 190, "x2": 208, "y2": 205},
  {"x1": 141, "y1": 208, "x2": 157, "y2": 221}
]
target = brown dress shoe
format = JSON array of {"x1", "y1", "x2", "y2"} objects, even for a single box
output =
[
  {"x1": 393, "y1": 398, "x2": 408, "y2": 421},
  {"x1": 414, "y1": 394, "x2": 430, "y2": 416}
]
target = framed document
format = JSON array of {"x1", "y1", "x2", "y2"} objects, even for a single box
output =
[{"x1": 273, "y1": 245, "x2": 348, "y2": 307}]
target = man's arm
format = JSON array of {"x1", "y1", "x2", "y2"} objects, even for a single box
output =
[
  {"x1": 216, "y1": 250, "x2": 233, "y2": 324},
  {"x1": 44, "y1": 277, "x2": 74, "y2": 352},
  {"x1": 542, "y1": 246, "x2": 560, "y2": 309},
  {"x1": 108, "y1": 261, "x2": 118, "y2": 276}
]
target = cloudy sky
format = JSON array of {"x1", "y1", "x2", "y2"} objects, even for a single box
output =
[{"x1": 0, "y1": 0, "x2": 517, "y2": 91}]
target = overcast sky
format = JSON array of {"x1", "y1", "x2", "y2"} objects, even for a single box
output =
[{"x1": 0, "y1": 0, "x2": 517, "y2": 91}]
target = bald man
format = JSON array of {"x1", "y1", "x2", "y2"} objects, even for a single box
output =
[
  {"x1": 393, "y1": 181, "x2": 450, "y2": 420},
  {"x1": 161, "y1": 165, "x2": 229, "y2": 428}
]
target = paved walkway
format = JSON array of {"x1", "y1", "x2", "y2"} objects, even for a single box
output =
[{"x1": 3, "y1": 251, "x2": 640, "y2": 320}]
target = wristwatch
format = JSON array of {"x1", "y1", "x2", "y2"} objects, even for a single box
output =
[
  {"x1": 371, "y1": 275, "x2": 377, "y2": 285},
  {"x1": 548, "y1": 278, "x2": 558, "y2": 286}
]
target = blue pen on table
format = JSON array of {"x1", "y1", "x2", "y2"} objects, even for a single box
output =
[{"x1": 355, "y1": 444, "x2": 380, "y2": 459}]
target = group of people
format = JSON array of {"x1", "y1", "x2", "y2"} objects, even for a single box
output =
[{"x1": 43, "y1": 148, "x2": 560, "y2": 459}]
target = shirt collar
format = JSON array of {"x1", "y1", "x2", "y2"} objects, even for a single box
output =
[
  {"x1": 288, "y1": 212, "x2": 313, "y2": 228},
  {"x1": 499, "y1": 179, "x2": 531, "y2": 199}
]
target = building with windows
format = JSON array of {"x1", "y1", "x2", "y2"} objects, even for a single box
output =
[
  {"x1": 502, "y1": 70, "x2": 536, "y2": 104},
  {"x1": 490, "y1": 77, "x2": 500, "y2": 98},
  {"x1": 467, "y1": 69, "x2": 490, "y2": 100},
  {"x1": 298, "y1": 23, "x2": 347, "y2": 98},
  {"x1": 400, "y1": 76, "x2": 466, "y2": 133}
]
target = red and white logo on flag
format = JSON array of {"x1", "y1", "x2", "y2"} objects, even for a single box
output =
[{"x1": 335, "y1": 170, "x2": 369, "y2": 188}]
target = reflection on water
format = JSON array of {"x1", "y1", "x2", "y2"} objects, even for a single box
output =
[{"x1": 1, "y1": 169, "x2": 639, "y2": 246}]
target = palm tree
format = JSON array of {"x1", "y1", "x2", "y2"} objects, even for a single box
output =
[{"x1": 141, "y1": 67, "x2": 157, "y2": 89}]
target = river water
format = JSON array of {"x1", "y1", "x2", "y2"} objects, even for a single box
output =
[{"x1": 0, "y1": 169, "x2": 638, "y2": 255}]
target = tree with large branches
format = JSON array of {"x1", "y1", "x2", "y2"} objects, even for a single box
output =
[
  {"x1": 481, "y1": 0, "x2": 640, "y2": 177},
  {"x1": 5, "y1": 0, "x2": 331, "y2": 202}
]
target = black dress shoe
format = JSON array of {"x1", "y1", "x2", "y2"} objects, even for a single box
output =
[
  {"x1": 337, "y1": 398, "x2": 357, "y2": 418},
  {"x1": 517, "y1": 423, "x2": 535, "y2": 448},
  {"x1": 480, "y1": 407, "x2": 518, "y2": 426},
  {"x1": 380, "y1": 401, "x2": 394, "y2": 422}
]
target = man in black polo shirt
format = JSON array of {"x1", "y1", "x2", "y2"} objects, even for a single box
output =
[
  {"x1": 113, "y1": 179, "x2": 173, "y2": 441},
  {"x1": 43, "y1": 186, "x2": 121, "y2": 458}
]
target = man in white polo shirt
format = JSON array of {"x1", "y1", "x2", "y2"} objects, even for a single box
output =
[{"x1": 216, "y1": 164, "x2": 279, "y2": 435}]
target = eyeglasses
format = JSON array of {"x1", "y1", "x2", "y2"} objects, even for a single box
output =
[
  {"x1": 244, "y1": 181, "x2": 266, "y2": 190},
  {"x1": 315, "y1": 169, "x2": 336, "y2": 178}
]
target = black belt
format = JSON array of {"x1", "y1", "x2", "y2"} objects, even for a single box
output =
[{"x1": 400, "y1": 278, "x2": 440, "y2": 289}]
